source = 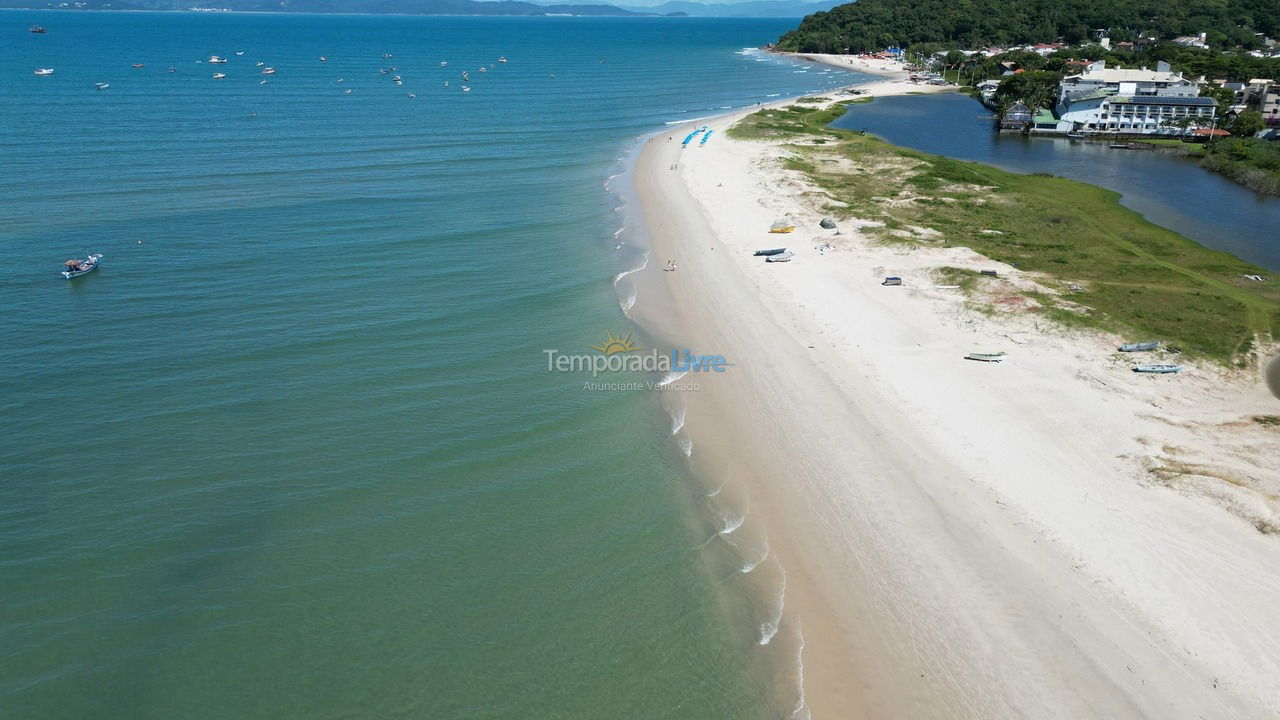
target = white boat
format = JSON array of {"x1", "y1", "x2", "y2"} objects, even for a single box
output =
[
  {"x1": 261, "y1": 67, "x2": 276, "y2": 75},
  {"x1": 259, "y1": 79, "x2": 267, "y2": 85},
  {"x1": 34, "y1": 68, "x2": 54, "y2": 76},
  {"x1": 498, "y1": 56, "x2": 507, "y2": 63},
  {"x1": 391, "y1": 75, "x2": 401, "y2": 81},
  {"x1": 407, "y1": 92, "x2": 416, "y2": 98},
  {"x1": 344, "y1": 88, "x2": 352, "y2": 94},
  {"x1": 234, "y1": 51, "x2": 245, "y2": 56},
  {"x1": 319, "y1": 56, "x2": 327, "y2": 62},
  {"x1": 443, "y1": 81, "x2": 449, "y2": 87},
  {"x1": 461, "y1": 85, "x2": 471, "y2": 92},
  {"x1": 479, "y1": 67, "x2": 486, "y2": 73},
  {"x1": 766, "y1": 251, "x2": 795, "y2": 262},
  {"x1": 1133, "y1": 364, "x2": 1182, "y2": 374},
  {"x1": 461, "y1": 71, "x2": 469, "y2": 81},
  {"x1": 212, "y1": 72, "x2": 226, "y2": 79},
  {"x1": 440, "y1": 61, "x2": 447, "y2": 67},
  {"x1": 256, "y1": 61, "x2": 264, "y2": 67},
  {"x1": 62, "y1": 253, "x2": 102, "y2": 279},
  {"x1": 209, "y1": 55, "x2": 227, "y2": 64},
  {"x1": 95, "y1": 82, "x2": 110, "y2": 90}
]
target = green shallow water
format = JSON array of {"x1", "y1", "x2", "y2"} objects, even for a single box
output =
[{"x1": 0, "y1": 11, "x2": 862, "y2": 718}]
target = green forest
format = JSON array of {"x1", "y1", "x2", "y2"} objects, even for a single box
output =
[{"x1": 776, "y1": 0, "x2": 1280, "y2": 53}]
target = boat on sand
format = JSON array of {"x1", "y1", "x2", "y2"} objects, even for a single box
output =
[{"x1": 1133, "y1": 364, "x2": 1182, "y2": 374}]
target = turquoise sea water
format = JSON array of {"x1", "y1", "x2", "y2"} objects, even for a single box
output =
[{"x1": 0, "y1": 12, "x2": 862, "y2": 718}]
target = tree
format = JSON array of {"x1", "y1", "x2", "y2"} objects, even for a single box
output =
[{"x1": 1227, "y1": 110, "x2": 1265, "y2": 138}]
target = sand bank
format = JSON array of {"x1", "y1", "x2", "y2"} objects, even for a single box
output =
[{"x1": 629, "y1": 80, "x2": 1280, "y2": 718}]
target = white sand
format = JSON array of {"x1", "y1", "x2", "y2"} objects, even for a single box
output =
[{"x1": 631, "y1": 82, "x2": 1280, "y2": 718}]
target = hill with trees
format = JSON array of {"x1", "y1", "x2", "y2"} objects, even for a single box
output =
[{"x1": 776, "y1": 0, "x2": 1280, "y2": 53}]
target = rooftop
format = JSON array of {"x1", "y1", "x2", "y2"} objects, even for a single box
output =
[
  {"x1": 1109, "y1": 96, "x2": 1216, "y2": 106},
  {"x1": 1068, "y1": 68, "x2": 1186, "y2": 84}
]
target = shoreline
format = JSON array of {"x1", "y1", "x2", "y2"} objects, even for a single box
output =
[{"x1": 629, "y1": 77, "x2": 1280, "y2": 716}]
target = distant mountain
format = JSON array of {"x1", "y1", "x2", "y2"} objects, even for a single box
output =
[
  {"x1": 619, "y1": 0, "x2": 842, "y2": 17},
  {"x1": 0, "y1": 0, "x2": 683, "y2": 15}
]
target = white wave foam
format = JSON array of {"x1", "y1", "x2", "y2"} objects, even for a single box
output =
[
  {"x1": 759, "y1": 566, "x2": 786, "y2": 646},
  {"x1": 740, "y1": 540, "x2": 769, "y2": 574},
  {"x1": 663, "y1": 114, "x2": 719, "y2": 126},
  {"x1": 670, "y1": 406, "x2": 685, "y2": 435},
  {"x1": 621, "y1": 291, "x2": 636, "y2": 313},
  {"x1": 613, "y1": 253, "x2": 649, "y2": 287},
  {"x1": 719, "y1": 512, "x2": 744, "y2": 536},
  {"x1": 790, "y1": 623, "x2": 810, "y2": 720},
  {"x1": 678, "y1": 436, "x2": 692, "y2": 457},
  {"x1": 657, "y1": 368, "x2": 688, "y2": 387},
  {"x1": 706, "y1": 483, "x2": 723, "y2": 498}
]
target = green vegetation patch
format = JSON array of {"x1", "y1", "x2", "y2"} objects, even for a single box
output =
[{"x1": 727, "y1": 104, "x2": 1280, "y2": 363}]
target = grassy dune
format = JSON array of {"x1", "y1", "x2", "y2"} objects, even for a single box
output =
[{"x1": 727, "y1": 102, "x2": 1280, "y2": 363}]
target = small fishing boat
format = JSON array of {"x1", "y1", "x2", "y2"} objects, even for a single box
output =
[
  {"x1": 34, "y1": 68, "x2": 54, "y2": 76},
  {"x1": 131, "y1": 63, "x2": 144, "y2": 69},
  {"x1": 344, "y1": 88, "x2": 352, "y2": 94},
  {"x1": 209, "y1": 55, "x2": 227, "y2": 64},
  {"x1": 479, "y1": 67, "x2": 486, "y2": 73},
  {"x1": 462, "y1": 71, "x2": 470, "y2": 81},
  {"x1": 881, "y1": 276, "x2": 902, "y2": 286},
  {"x1": 1066, "y1": 130, "x2": 1085, "y2": 139},
  {"x1": 407, "y1": 93, "x2": 416, "y2": 98},
  {"x1": 753, "y1": 248, "x2": 787, "y2": 256},
  {"x1": 1118, "y1": 341, "x2": 1160, "y2": 352},
  {"x1": 1133, "y1": 364, "x2": 1182, "y2": 374},
  {"x1": 256, "y1": 61, "x2": 264, "y2": 67},
  {"x1": 394, "y1": 80, "x2": 402, "y2": 86},
  {"x1": 766, "y1": 251, "x2": 795, "y2": 263},
  {"x1": 235, "y1": 51, "x2": 245, "y2": 56},
  {"x1": 769, "y1": 218, "x2": 795, "y2": 234},
  {"x1": 382, "y1": 53, "x2": 393, "y2": 59},
  {"x1": 62, "y1": 253, "x2": 102, "y2": 279},
  {"x1": 379, "y1": 68, "x2": 389, "y2": 75},
  {"x1": 319, "y1": 56, "x2": 327, "y2": 62},
  {"x1": 440, "y1": 61, "x2": 448, "y2": 67},
  {"x1": 461, "y1": 85, "x2": 471, "y2": 92},
  {"x1": 391, "y1": 75, "x2": 401, "y2": 81},
  {"x1": 30, "y1": 25, "x2": 47, "y2": 33},
  {"x1": 965, "y1": 352, "x2": 1006, "y2": 362},
  {"x1": 498, "y1": 56, "x2": 507, "y2": 63},
  {"x1": 443, "y1": 81, "x2": 449, "y2": 87},
  {"x1": 261, "y1": 67, "x2": 276, "y2": 75},
  {"x1": 1109, "y1": 143, "x2": 1131, "y2": 149},
  {"x1": 168, "y1": 66, "x2": 176, "y2": 73},
  {"x1": 212, "y1": 72, "x2": 226, "y2": 79},
  {"x1": 259, "y1": 79, "x2": 267, "y2": 85},
  {"x1": 95, "y1": 82, "x2": 110, "y2": 90}
]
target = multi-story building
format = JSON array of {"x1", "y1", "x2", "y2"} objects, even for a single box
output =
[{"x1": 1055, "y1": 61, "x2": 1216, "y2": 134}]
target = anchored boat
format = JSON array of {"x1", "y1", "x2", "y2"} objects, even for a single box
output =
[{"x1": 62, "y1": 254, "x2": 102, "y2": 279}]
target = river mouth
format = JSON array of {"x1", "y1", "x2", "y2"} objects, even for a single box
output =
[{"x1": 831, "y1": 93, "x2": 1280, "y2": 272}]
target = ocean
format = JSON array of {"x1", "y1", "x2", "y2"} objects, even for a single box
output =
[{"x1": 0, "y1": 12, "x2": 863, "y2": 718}]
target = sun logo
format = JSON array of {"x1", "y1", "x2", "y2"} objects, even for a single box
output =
[{"x1": 590, "y1": 330, "x2": 639, "y2": 355}]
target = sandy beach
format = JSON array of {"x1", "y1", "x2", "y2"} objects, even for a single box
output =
[{"x1": 629, "y1": 75, "x2": 1280, "y2": 718}]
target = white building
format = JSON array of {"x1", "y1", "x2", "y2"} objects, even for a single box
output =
[{"x1": 1055, "y1": 61, "x2": 1216, "y2": 134}]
